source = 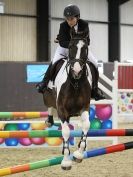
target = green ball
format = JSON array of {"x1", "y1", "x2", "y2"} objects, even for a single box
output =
[
  {"x1": 90, "y1": 118, "x2": 102, "y2": 129},
  {"x1": 4, "y1": 124, "x2": 18, "y2": 131}
]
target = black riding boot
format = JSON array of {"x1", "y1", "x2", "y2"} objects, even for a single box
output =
[
  {"x1": 90, "y1": 63, "x2": 105, "y2": 101},
  {"x1": 36, "y1": 63, "x2": 52, "y2": 93}
]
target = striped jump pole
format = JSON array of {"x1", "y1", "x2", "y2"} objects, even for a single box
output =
[
  {"x1": 0, "y1": 112, "x2": 48, "y2": 119},
  {"x1": 0, "y1": 141, "x2": 133, "y2": 176},
  {"x1": 0, "y1": 129, "x2": 133, "y2": 138}
]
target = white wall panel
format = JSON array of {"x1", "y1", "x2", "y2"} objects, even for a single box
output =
[
  {"x1": 89, "y1": 23, "x2": 108, "y2": 62},
  {"x1": 2, "y1": 0, "x2": 36, "y2": 15},
  {"x1": 50, "y1": 20, "x2": 63, "y2": 60},
  {"x1": 0, "y1": 16, "x2": 36, "y2": 61},
  {"x1": 50, "y1": 0, "x2": 108, "y2": 21},
  {"x1": 120, "y1": 26, "x2": 133, "y2": 62},
  {"x1": 120, "y1": 1, "x2": 133, "y2": 24}
]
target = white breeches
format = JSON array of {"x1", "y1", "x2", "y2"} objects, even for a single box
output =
[{"x1": 52, "y1": 46, "x2": 98, "y2": 68}]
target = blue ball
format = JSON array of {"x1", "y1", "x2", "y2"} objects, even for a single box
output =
[
  {"x1": 5, "y1": 138, "x2": 19, "y2": 146},
  {"x1": 18, "y1": 123, "x2": 30, "y2": 130},
  {"x1": 89, "y1": 107, "x2": 96, "y2": 121},
  {"x1": 101, "y1": 120, "x2": 112, "y2": 129}
]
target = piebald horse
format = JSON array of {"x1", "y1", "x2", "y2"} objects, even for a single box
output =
[{"x1": 43, "y1": 30, "x2": 92, "y2": 170}]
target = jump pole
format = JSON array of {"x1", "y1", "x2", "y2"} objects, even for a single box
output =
[
  {"x1": 0, "y1": 141, "x2": 133, "y2": 176},
  {"x1": 0, "y1": 129, "x2": 133, "y2": 138},
  {"x1": 0, "y1": 112, "x2": 48, "y2": 119}
]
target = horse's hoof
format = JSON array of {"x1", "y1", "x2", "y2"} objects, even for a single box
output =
[
  {"x1": 73, "y1": 156, "x2": 83, "y2": 163},
  {"x1": 73, "y1": 150, "x2": 84, "y2": 163},
  {"x1": 61, "y1": 159, "x2": 72, "y2": 170},
  {"x1": 45, "y1": 120, "x2": 53, "y2": 127},
  {"x1": 61, "y1": 166, "x2": 72, "y2": 170},
  {"x1": 45, "y1": 116, "x2": 54, "y2": 127}
]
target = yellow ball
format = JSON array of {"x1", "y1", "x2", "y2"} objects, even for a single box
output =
[
  {"x1": 0, "y1": 123, "x2": 5, "y2": 130},
  {"x1": 31, "y1": 123, "x2": 47, "y2": 130},
  {"x1": 45, "y1": 137, "x2": 63, "y2": 146}
]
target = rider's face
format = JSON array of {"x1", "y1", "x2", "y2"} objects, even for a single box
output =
[{"x1": 66, "y1": 17, "x2": 78, "y2": 27}]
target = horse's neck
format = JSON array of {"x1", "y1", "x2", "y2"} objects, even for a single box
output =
[{"x1": 54, "y1": 61, "x2": 69, "y2": 97}]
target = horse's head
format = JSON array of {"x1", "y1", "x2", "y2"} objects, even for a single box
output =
[{"x1": 68, "y1": 29, "x2": 88, "y2": 79}]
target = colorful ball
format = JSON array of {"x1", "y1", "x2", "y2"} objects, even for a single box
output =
[
  {"x1": 0, "y1": 123, "x2": 5, "y2": 130},
  {"x1": 96, "y1": 105, "x2": 112, "y2": 121},
  {"x1": 45, "y1": 137, "x2": 62, "y2": 146},
  {"x1": 19, "y1": 138, "x2": 32, "y2": 146},
  {"x1": 18, "y1": 123, "x2": 30, "y2": 130},
  {"x1": 121, "y1": 106, "x2": 126, "y2": 112},
  {"x1": 30, "y1": 138, "x2": 45, "y2": 145},
  {"x1": 31, "y1": 123, "x2": 48, "y2": 130},
  {"x1": 89, "y1": 107, "x2": 95, "y2": 121},
  {"x1": 121, "y1": 94, "x2": 125, "y2": 99},
  {"x1": 90, "y1": 118, "x2": 102, "y2": 129},
  {"x1": 127, "y1": 93, "x2": 131, "y2": 97},
  {"x1": 0, "y1": 138, "x2": 4, "y2": 144},
  {"x1": 5, "y1": 138, "x2": 19, "y2": 146},
  {"x1": 128, "y1": 105, "x2": 132, "y2": 110},
  {"x1": 4, "y1": 124, "x2": 18, "y2": 131},
  {"x1": 101, "y1": 120, "x2": 112, "y2": 129}
]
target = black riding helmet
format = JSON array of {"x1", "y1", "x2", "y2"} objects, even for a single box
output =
[{"x1": 64, "y1": 4, "x2": 80, "y2": 18}]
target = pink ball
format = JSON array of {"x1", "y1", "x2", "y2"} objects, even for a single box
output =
[
  {"x1": 0, "y1": 138, "x2": 4, "y2": 144},
  {"x1": 96, "y1": 105, "x2": 112, "y2": 121},
  {"x1": 30, "y1": 138, "x2": 45, "y2": 145},
  {"x1": 19, "y1": 138, "x2": 32, "y2": 146}
]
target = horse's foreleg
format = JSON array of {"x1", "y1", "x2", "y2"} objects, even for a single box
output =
[
  {"x1": 73, "y1": 110, "x2": 90, "y2": 162},
  {"x1": 61, "y1": 121, "x2": 72, "y2": 170},
  {"x1": 45, "y1": 107, "x2": 54, "y2": 127}
]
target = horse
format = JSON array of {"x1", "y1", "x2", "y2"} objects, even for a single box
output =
[{"x1": 43, "y1": 30, "x2": 93, "y2": 170}]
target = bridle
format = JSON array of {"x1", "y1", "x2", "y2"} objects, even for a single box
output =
[{"x1": 65, "y1": 37, "x2": 89, "y2": 89}]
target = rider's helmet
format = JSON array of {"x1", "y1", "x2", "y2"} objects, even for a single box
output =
[{"x1": 63, "y1": 4, "x2": 80, "y2": 18}]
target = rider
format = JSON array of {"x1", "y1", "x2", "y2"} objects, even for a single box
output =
[{"x1": 36, "y1": 4, "x2": 105, "y2": 101}]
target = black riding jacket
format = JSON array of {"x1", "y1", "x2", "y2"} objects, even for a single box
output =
[{"x1": 57, "y1": 19, "x2": 90, "y2": 48}]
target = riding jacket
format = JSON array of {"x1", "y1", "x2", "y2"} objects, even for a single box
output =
[{"x1": 57, "y1": 19, "x2": 90, "y2": 48}]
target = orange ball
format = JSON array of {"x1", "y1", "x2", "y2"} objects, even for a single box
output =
[{"x1": 45, "y1": 137, "x2": 63, "y2": 146}]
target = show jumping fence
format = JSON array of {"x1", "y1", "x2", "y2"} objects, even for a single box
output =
[
  {"x1": 0, "y1": 129, "x2": 133, "y2": 138},
  {"x1": 0, "y1": 112, "x2": 48, "y2": 119},
  {"x1": 0, "y1": 141, "x2": 133, "y2": 176},
  {"x1": 0, "y1": 62, "x2": 133, "y2": 176}
]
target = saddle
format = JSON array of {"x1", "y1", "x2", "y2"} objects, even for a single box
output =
[{"x1": 50, "y1": 59, "x2": 65, "y2": 83}]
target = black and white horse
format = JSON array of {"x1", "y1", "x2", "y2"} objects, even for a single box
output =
[{"x1": 43, "y1": 30, "x2": 92, "y2": 170}]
